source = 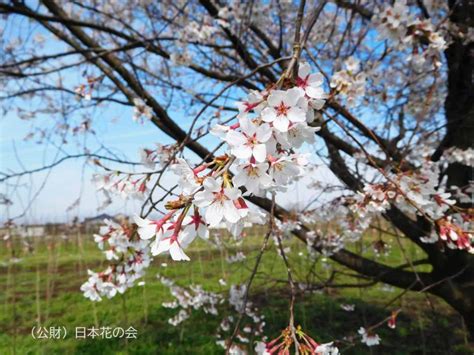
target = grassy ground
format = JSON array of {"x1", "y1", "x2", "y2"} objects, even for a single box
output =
[{"x1": 0, "y1": 230, "x2": 471, "y2": 354}]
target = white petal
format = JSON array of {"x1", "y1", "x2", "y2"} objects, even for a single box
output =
[
  {"x1": 169, "y1": 242, "x2": 190, "y2": 261},
  {"x1": 245, "y1": 177, "x2": 260, "y2": 195},
  {"x1": 224, "y1": 187, "x2": 241, "y2": 200},
  {"x1": 287, "y1": 107, "x2": 306, "y2": 123},
  {"x1": 308, "y1": 73, "x2": 324, "y2": 86},
  {"x1": 198, "y1": 224, "x2": 209, "y2": 239},
  {"x1": 239, "y1": 117, "x2": 256, "y2": 136},
  {"x1": 151, "y1": 239, "x2": 170, "y2": 256},
  {"x1": 298, "y1": 62, "x2": 311, "y2": 79},
  {"x1": 306, "y1": 108, "x2": 315, "y2": 122},
  {"x1": 267, "y1": 91, "x2": 285, "y2": 106},
  {"x1": 194, "y1": 190, "x2": 214, "y2": 207},
  {"x1": 259, "y1": 172, "x2": 272, "y2": 187},
  {"x1": 226, "y1": 130, "x2": 247, "y2": 146},
  {"x1": 138, "y1": 224, "x2": 156, "y2": 240},
  {"x1": 133, "y1": 214, "x2": 149, "y2": 227},
  {"x1": 306, "y1": 86, "x2": 325, "y2": 99},
  {"x1": 206, "y1": 202, "x2": 224, "y2": 227},
  {"x1": 273, "y1": 115, "x2": 289, "y2": 132},
  {"x1": 179, "y1": 229, "x2": 197, "y2": 248},
  {"x1": 261, "y1": 107, "x2": 276, "y2": 123},
  {"x1": 233, "y1": 144, "x2": 252, "y2": 160},
  {"x1": 253, "y1": 144, "x2": 266, "y2": 163},
  {"x1": 256, "y1": 123, "x2": 272, "y2": 142},
  {"x1": 210, "y1": 124, "x2": 229, "y2": 138},
  {"x1": 310, "y1": 99, "x2": 326, "y2": 110},
  {"x1": 203, "y1": 177, "x2": 221, "y2": 192},
  {"x1": 283, "y1": 88, "x2": 303, "y2": 106},
  {"x1": 233, "y1": 170, "x2": 248, "y2": 187},
  {"x1": 223, "y1": 200, "x2": 241, "y2": 223}
]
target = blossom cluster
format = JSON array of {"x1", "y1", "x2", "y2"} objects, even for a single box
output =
[
  {"x1": 158, "y1": 275, "x2": 222, "y2": 326},
  {"x1": 92, "y1": 172, "x2": 149, "y2": 206},
  {"x1": 352, "y1": 159, "x2": 473, "y2": 253},
  {"x1": 81, "y1": 219, "x2": 151, "y2": 301},
  {"x1": 212, "y1": 62, "x2": 326, "y2": 196},
  {"x1": 330, "y1": 57, "x2": 367, "y2": 106},
  {"x1": 139, "y1": 143, "x2": 176, "y2": 169},
  {"x1": 301, "y1": 200, "x2": 372, "y2": 258},
  {"x1": 302, "y1": 149, "x2": 474, "y2": 257},
  {"x1": 255, "y1": 325, "x2": 339, "y2": 354},
  {"x1": 306, "y1": 230, "x2": 346, "y2": 257},
  {"x1": 132, "y1": 62, "x2": 326, "y2": 261},
  {"x1": 159, "y1": 278, "x2": 266, "y2": 352},
  {"x1": 444, "y1": 147, "x2": 474, "y2": 167},
  {"x1": 216, "y1": 284, "x2": 266, "y2": 351},
  {"x1": 426, "y1": 214, "x2": 474, "y2": 252},
  {"x1": 372, "y1": 1, "x2": 447, "y2": 70}
]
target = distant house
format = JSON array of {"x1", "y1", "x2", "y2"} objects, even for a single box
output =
[
  {"x1": 113, "y1": 213, "x2": 129, "y2": 223},
  {"x1": 83, "y1": 213, "x2": 115, "y2": 224},
  {"x1": 82, "y1": 213, "x2": 115, "y2": 233},
  {"x1": 82, "y1": 213, "x2": 130, "y2": 233}
]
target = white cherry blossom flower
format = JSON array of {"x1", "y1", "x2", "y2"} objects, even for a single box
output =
[
  {"x1": 134, "y1": 213, "x2": 173, "y2": 241},
  {"x1": 268, "y1": 155, "x2": 303, "y2": 186},
  {"x1": 225, "y1": 118, "x2": 272, "y2": 162},
  {"x1": 236, "y1": 90, "x2": 265, "y2": 116},
  {"x1": 210, "y1": 124, "x2": 231, "y2": 139},
  {"x1": 194, "y1": 177, "x2": 245, "y2": 227},
  {"x1": 226, "y1": 207, "x2": 266, "y2": 237},
  {"x1": 140, "y1": 148, "x2": 156, "y2": 169},
  {"x1": 151, "y1": 232, "x2": 192, "y2": 261},
  {"x1": 276, "y1": 123, "x2": 319, "y2": 149},
  {"x1": 297, "y1": 62, "x2": 327, "y2": 109},
  {"x1": 315, "y1": 342, "x2": 339, "y2": 355},
  {"x1": 81, "y1": 271, "x2": 104, "y2": 302},
  {"x1": 358, "y1": 327, "x2": 381, "y2": 346},
  {"x1": 171, "y1": 158, "x2": 201, "y2": 194},
  {"x1": 261, "y1": 88, "x2": 306, "y2": 132},
  {"x1": 181, "y1": 210, "x2": 209, "y2": 247},
  {"x1": 233, "y1": 161, "x2": 272, "y2": 196}
]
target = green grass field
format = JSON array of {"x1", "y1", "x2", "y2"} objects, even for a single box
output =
[{"x1": 0, "y1": 230, "x2": 471, "y2": 354}]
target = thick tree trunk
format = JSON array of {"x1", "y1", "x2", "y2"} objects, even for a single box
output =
[{"x1": 432, "y1": 0, "x2": 474, "y2": 339}]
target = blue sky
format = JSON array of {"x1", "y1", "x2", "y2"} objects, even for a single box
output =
[{"x1": 1, "y1": 104, "x2": 171, "y2": 223}]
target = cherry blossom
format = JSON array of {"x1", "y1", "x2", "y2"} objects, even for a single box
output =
[
  {"x1": 81, "y1": 219, "x2": 152, "y2": 301},
  {"x1": 261, "y1": 88, "x2": 306, "y2": 132},
  {"x1": 134, "y1": 213, "x2": 174, "y2": 241},
  {"x1": 330, "y1": 57, "x2": 366, "y2": 106},
  {"x1": 268, "y1": 155, "x2": 305, "y2": 187},
  {"x1": 296, "y1": 62, "x2": 327, "y2": 109},
  {"x1": 233, "y1": 161, "x2": 272, "y2": 196},
  {"x1": 171, "y1": 158, "x2": 201, "y2": 194},
  {"x1": 194, "y1": 177, "x2": 247, "y2": 227},
  {"x1": 181, "y1": 209, "x2": 209, "y2": 243},
  {"x1": 358, "y1": 327, "x2": 381, "y2": 347},
  {"x1": 132, "y1": 98, "x2": 153, "y2": 122},
  {"x1": 236, "y1": 90, "x2": 265, "y2": 116},
  {"x1": 260, "y1": 326, "x2": 337, "y2": 354},
  {"x1": 225, "y1": 118, "x2": 272, "y2": 162},
  {"x1": 5, "y1": 1, "x2": 473, "y2": 350}
]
